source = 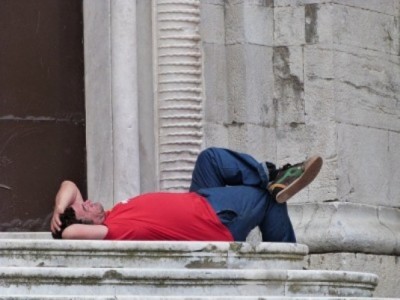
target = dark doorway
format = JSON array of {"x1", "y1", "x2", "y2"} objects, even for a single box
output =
[{"x1": 0, "y1": 0, "x2": 86, "y2": 231}]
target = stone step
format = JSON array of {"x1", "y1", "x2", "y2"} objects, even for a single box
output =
[
  {"x1": 0, "y1": 267, "x2": 378, "y2": 297},
  {"x1": 1, "y1": 297, "x2": 397, "y2": 300},
  {"x1": 0, "y1": 239, "x2": 308, "y2": 270}
]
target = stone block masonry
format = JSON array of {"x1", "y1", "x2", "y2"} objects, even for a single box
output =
[
  {"x1": 199, "y1": 0, "x2": 400, "y2": 297},
  {"x1": 81, "y1": 0, "x2": 400, "y2": 297}
]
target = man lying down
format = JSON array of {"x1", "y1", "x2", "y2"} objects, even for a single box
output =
[{"x1": 51, "y1": 147, "x2": 322, "y2": 242}]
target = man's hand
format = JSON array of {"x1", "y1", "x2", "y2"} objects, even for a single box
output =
[
  {"x1": 50, "y1": 181, "x2": 84, "y2": 234},
  {"x1": 51, "y1": 205, "x2": 64, "y2": 233}
]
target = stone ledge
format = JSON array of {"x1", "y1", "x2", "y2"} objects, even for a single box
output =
[
  {"x1": 289, "y1": 203, "x2": 400, "y2": 255},
  {"x1": 0, "y1": 267, "x2": 378, "y2": 297},
  {"x1": 0, "y1": 239, "x2": 307, "y2": 270},
  {"x1": 1, "y1": 297, "x2": 399, "y2": 300},
  {"x1": 0, "y1": 232, "x2": 51, "y2": 239}
]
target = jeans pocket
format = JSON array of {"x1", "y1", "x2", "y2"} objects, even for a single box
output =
[{"x1": 217, "y1": 210, "x2": 238, "y2": 225}]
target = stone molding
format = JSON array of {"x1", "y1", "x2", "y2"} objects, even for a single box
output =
[
  {"x1": 154, "y1": 0, "x2": 204, "y2": 191},
  {"x1": 290, "y1": 202, "x2": 400, "y2": 255},
  {"x1": 0, "y1": 267, "x2": 377, "y2": 297},
  {"x1": 0, "y1": 239, "x2": 308, "y2": 270}
]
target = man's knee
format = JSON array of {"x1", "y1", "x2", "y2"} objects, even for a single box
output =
[
  {"x1": 200, "y1": 147, "x2": 218, "y2": 155},
  {"x1": 197, "y1": 147, "x2": 218, "y2": 163}
]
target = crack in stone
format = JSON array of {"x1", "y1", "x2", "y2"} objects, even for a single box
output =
[{"x1": 340, "y1": 80, "x2": 398, "y2": 101}]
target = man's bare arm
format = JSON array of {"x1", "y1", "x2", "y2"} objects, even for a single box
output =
[
  {"x1": 62, "y1": 224, "x2": 108, "y2": 240},
  {"x1": 51, "y1": 181, "x2": 84, "y2": 233}
]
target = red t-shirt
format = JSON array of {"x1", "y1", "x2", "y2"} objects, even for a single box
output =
[{"x1": 103, "y1": 192, "x2": 233, "y2": 241}]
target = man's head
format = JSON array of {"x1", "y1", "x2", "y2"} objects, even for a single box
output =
[
  {"x1": 71, "y1": 199, "x2": 105, "y2": 225},
  {"x1": 52, "y1": 200, "x2": 105, "y2": 239},
  {"x1": 52, "y1": 207, "x2": 82, "y2": 239}
]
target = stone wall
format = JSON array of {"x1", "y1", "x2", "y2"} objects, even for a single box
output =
[
  {"x1": 201, "y1": 0, "x2": 276, "y2": 159},
  {"x1": 200, "y1": 0, "x2": 400, "y2": 297},
  {"x1": 83, "y1": 0, "x2": 399, "y2": 296}
]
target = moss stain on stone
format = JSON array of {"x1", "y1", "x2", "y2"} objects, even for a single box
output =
[
  {"x1": 229, "y1": 242, "x2": 244, "y2": 252},
  {"x1": 305, "y1": 4, "x2": 319, "y2": 44},
  {"x1": 185, "y1": 257, "x2": 226, "y2": 269}
]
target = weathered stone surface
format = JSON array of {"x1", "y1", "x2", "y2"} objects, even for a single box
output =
[
  {"x1": 333, "y1": 0, "x2": 400, "y2": 15},
  {"x1": 200, "y1": 1, "x2": 225, "y2": 44},
  {"x1": 0, "y1": 267, "x2": 377, "y2": 297},
  {"x1": 275, "y1": 0, "x2": 400, "y2": 16},
  {"x1": 0, "y1": 239, "x2": 308, "y2": 270},
  {"x1": 0, "y1": 297, "x2": 398, "y2": 300},
  {"x1": 203, "y1": 43, "x2": 229, "y2": 124},
  {"x1": 276, "y1": 125, "x2": 308, "y2": 168},
  {"x1": 225, "y1": 0, "x2": 273, "y2": 46},
  {"x1": 0, "y1": 232, "x2": 51, "y2": 239},
  {"x1": 226, "y1": 44, "x2": 274, "y2": 126},
  {"x1": 334, "y1": 46, "x2": 400, "y2": 131},
  {"x1": 337, "y1": 124, "x2": 396, "y2": 207},
  {"x1": 225, "y1": 44, "x2": 246, "y2": 121},
  {"x1": 305, "y1": 3, "x2": 319, "y2": 44},
  {"x1": 202, "y1": 0, "x2": 224, "y2": 5},
  {"x1": 242, "y1": 1, "x2": 273, "y2": 46},
  {"x1": 304, "y1": 46, "x2": 335, "y2": 120},
  {"x1": 333, "y1": 5, "x2": 399, "y2": 55},
  {"x1": 227, "y1": 124, "x2": 276, "y2": 159},
  {"x1": 301, "y1": 44, "x2": 338, "y2": 203},
  {"x1": 136, "y1": 0, "x2": 157, "y2": 194},
  {"x1": 275, "y1": 0, "x2": 332, "y2": 7},
  {"x1": 272, "y1": 1, "x2": 400, "y2": 52},
  {"x1": 273, "y1": 46, "x2": 305, "y2": 126},
  {"x1": 84, "y1": 0, "x2": 114, "y2": 208},
  {"x1": 225, "y1": 0, "x2": 245, "y2": 44},
  {"x1": 289, "y1": 203, "x2": 400, "y2": 255},
  {"x1": 203, "y1": 123, "x2": 229, "y2": 148},
  {"x1": 109, "y1": 0, "x2": 140, "y2": 201},
  {"x1": 0, "y1": 237, "x2": 383, "y2": 298},
  {"x1": 308, "y1": 252, "x2": 400, "y2": 298},
  {"x1": 309, "y1": 3, "x2": 335, "y2": 45},
  {"x1": 388, "y1": 131, "x2": 400, "y2": 203},
  {"x1": 274, "y1": 6, "x2": 305, "y2": 46}
]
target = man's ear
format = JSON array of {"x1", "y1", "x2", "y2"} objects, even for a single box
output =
[{"x1": 61, "y1": 224, "x2": 108, "y2": 240}]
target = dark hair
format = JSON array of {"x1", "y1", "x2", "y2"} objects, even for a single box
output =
[{"x1": 51, "y1": 207, "x2": 83, "y2": 239}]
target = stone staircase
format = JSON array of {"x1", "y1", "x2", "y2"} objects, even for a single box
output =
[{"x1": 0, "y1": 233, "x2": 386, "y2": 299}]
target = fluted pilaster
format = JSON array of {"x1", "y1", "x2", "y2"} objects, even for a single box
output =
[{"x1": 154, "y1": 0, "x2": 203, "y2": 191}]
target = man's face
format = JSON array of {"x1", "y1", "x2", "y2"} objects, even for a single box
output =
[{"x1": 72, "y1": 200, "x2": 105, "y2": 224}]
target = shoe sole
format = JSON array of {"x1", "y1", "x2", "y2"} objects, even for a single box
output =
[{"x1": 275, "y1": 156, "x2": 323, "y2": 203}]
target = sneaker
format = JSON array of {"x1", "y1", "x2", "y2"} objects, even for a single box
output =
[{"x1": 267, "y1": 156, "x2": 323, "y2": 203}]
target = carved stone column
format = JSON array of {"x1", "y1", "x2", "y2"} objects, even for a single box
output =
[
  {"x1": 154, "y1": 0, "x2": 204, "y2": 191},
  {"x1": 84, "y1": 0, "x2": 140, "y2": 206}
]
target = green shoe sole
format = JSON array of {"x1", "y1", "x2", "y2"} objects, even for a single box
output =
[{"x1": 275, "y1": 156, "x2": 323, "y2": 203}]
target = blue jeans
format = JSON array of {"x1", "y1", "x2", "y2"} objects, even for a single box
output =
[{"x1": 189, "y1": 147, "x2": 296, "y2": 243}]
